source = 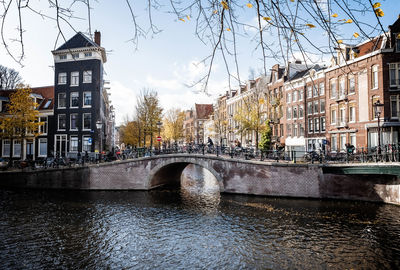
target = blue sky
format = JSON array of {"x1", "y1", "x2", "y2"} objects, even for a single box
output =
[{"x1": 0, "y1": 1, "x2": 399, "y2": 124}]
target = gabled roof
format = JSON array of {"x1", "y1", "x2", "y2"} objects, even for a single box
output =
[
  {"x1": 0, "y1": 86, "x2": 54, "y2": 111},
  {"x1": 195, "y1": 104, "x2": 213, "y2": 119},
  {"x1": 55, "y1": 32, "x2": 99, "y2": 51}
]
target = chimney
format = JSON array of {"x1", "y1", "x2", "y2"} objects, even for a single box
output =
[{"x1": 94, "y1": 31, "x2": 101, "y2": 46}]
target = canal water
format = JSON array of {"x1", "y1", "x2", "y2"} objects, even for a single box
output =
[{"x1": 1, "y1": 166, "x2": 400, "y2": 269}]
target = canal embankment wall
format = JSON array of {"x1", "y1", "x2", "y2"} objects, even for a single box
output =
[{"x1": 0, "y1": 155, "x2": 399, "y2": 205}]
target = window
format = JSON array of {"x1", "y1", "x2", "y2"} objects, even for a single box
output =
[
  {"x1": 293, "y1": 91, "x2": 297, "y2": 102},
  {"x1": 371, "y1": 65, "x2": 378, "y2": 89},
  {"x1": 83, "y1": 70, "x2": 92, "y2": 83},
  {"x1": 349, "y1": 76, "x2": 355, "y2": 94},
  {"x1": 299, "y1": 89, "x2": 304, "y2": 101},
  {"x1": 84, "y1": 52, "x2": 92, "y2": 57},
  {"x1": 320, "y1": 117, "x2": 326, "y2": 131},
  {"x1": 391, "y1": 95, "x2": 399, "y2": 119},
  {"x1": 58, "y1": 114, "x2": 66, "y2": 130},
  {"x1": 83, "y1": 136, "x2": 91, "y2": 152},
  {"x1": 286, "y1": 124, "x2": 292, "y2": 136},
  {"x1": 38, "y1": 138, "x2": 47, "y2": 157},
  {"x1": 299, "y1": 105, "x2": 304, "y2": 118},
  {"x1": 320, "y1": 99, "x2": 325, "y2": 113},
  {"x1": 58, "y1": 93, "x2": 66, "y2": 108},
  {"x1": 58, "y1": 72, "x2": 67, "y2": 85},
  {"x1": 313, "y1": 100, "x2": 319, "y2": 114},
  {"x1": 308, "y1": 118, "x2": 313, "y2": 133},
  {"x1": 72, "y1": 53, "x2": 79, "y2": 59},
  {"x1": 331, "y1": 135, "x2": 338, "y2": 152},
  {"x1": 70, "y1": 136, "x2": 79, "y2": 152},
  {"x1": 330, "y1": 79, "x2": 337, "y2": 99},
  {"x1": 307, "y1": 101, "x2": 313, "y2": 115},
  {"x1": 39, "y1": 116, "x2": 48, "y2": 134},
  {"x1": 70, "y1": 114, "x2": 78, "y2": 130},
  {"x1": 340, "y1": 134, "x2": 347, "y2": 152},
  {"x1": 293, "y1": 124, "x2": 298, "y2": 137},
  {"x1": 13, "y1": 140, "x2": 21, "y2": 157},
  {"x1": 83, "y1": 92, "x2": 92, "y2": 107},
  {"x1": 313, "y1": 85, "x2": 318, "y2": 97},
  {"x1": 70, "y1": 92, "x2": 79, "y2": 108},
  {"x1": 314, "y1": 118, "x2": 320, "y2": 132},
  {"x1": 83, "y1": 113, "x2": 91, "y2": 130},
  {"x1": 339, "y1": 77, "x2": 346, "y2": 98},
  {"x1": 280, "y1": 124, "x2": 284, "y2": 137},
  {"x1": 307, "y1": 86, "x2": 312, "y2": 99},
  {"x1": 287, "y1": 107, "x2": 292, "y2": 120},
  {"x1": 2, "y1": 139, "x2": 10, "y2": 157},
  {"x1": 331, "y1": 107, "x2": 337, "y2": 124},
  {"x1": 299, "y1": 124, "x2": 305, "y2": 136},
  {"x1": 59, "y1": 54, "x2": 67, "y2": 60},
  {"x1": 349, "y1": 104, "x2": 356, "y2": 122},
  {"x1": 389, "y1": 63, "x2": 400, "y2": 87},
  {"x1": 319, "y1": 82, "x2": 325, "y2": 96},
  {"x1": 71, "y1": 71, "x2": 79, "y2": 86},
  {"x1": 293, "y1": 106, "x2": 298, "y2": 119},
  {"x1": 287, "y1": 92, "x2": 292, "y2": 103},
  {"x1": 350, "y1": 133, "x2": 356, "y2": 150},
  {"x1": 339, "y1": 105, "x2": 346, "y2": 126}
]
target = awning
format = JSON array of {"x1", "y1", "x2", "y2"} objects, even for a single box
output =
[{"x1": 285, "y1": 136, "x2": 306, "y2": 146}]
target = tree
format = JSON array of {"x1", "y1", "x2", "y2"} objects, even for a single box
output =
[
  {"x1": 163, "y1": 108, "x2": 185, "y2": 144},
  {"x1": 0, "y1": 1, "x2": 389, "y2": 91},
  {"x1": 233, "y1": 77, "x2": 268, "y2": 150},
  {"x1": 0, "y1": 86, "x2": 43, "y2": 160},
  {"x1": 135, "y1": 89, "x2": 163, "y2": 148},
  {"x1": 259, "y1": 120, "x2": 272, "y2": 151},
  {"x1": 0, "y1": 65, "x2": 23, "y2": 90},
  {"x1": 120, "y1": 120, "x2": 141, "y2": 147}
]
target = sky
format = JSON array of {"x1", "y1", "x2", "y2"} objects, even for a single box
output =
[{"x1": 0, "y1": 1, "x2": 399, "y2": 125}]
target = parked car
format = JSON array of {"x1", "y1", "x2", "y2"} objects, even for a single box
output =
[{"x1": 0, "y1": 158, "x2": 8, "y2": 170}]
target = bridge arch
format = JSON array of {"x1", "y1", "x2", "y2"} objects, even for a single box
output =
[{"x1": 146, "y1": 157, "x2": 224, "y2": 191}]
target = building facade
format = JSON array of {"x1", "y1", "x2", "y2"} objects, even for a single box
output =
[{"x1": 50, "y1": 31, "x2": 108, "y2": 157}]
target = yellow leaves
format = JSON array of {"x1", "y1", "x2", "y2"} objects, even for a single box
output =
[
  {"x1": 331, "y1": 13, "x2": 338, "y2": 18},
  {"x1": 263, "y1": 16, "x2": 272, "y2": 21},
  {"x1": 346, "y1": 19, "x2": 353, "y2": 23},
  {"x1": 259, "y1": 98, "x2": 265, "y2": 105},
  {"x1": 221, "y1": 1, "x2": 229, "y2": 10},
  {"x1": 290, "y1": 0, "x2": 295, "y2": 2},
  {"x1": 337, "y1": 39, "x2": 343, "y2": 44},
  {"x1": 179, "y1": 18, "x2": 185, "y2": 22},
  {"x1": 397, "y1": 33, "x2": 400, "y2": 39},
  {"x1": 375, "y1": 8, "x2": 384, "y2": 17},
  {"x1": 246, "y1": 3, "x2": 253, "y2": 8},
  {"x1": 226, "y1": 28, "x2": 231, "y2": 31},
  {"x1": 306, "y1": 23, "x2": 316, "y2": 28},
  {"x1": 186, "y1": 15, "x2": 190, "y2": 20},
  {"x1": 213, "y1": 10, "x2": 218, "y2": 14},
  {"x1": 353, "y1": 32, "x2": 360, "y2": 38},
  {"x1": 179, "y1": 16, "x2": 190, "y2": 22},
  {"x1": 373, "y1": 2, "x2": 381, "y2": 9}
]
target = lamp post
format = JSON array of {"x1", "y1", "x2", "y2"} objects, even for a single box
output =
[
  {"x1": 373, "y1": 100, "x2": 384, "y2": 154},
  {"x1": 96, "y1": 120, "x2": 103, "y2": 158},
  {"x1": 156, "y1": 120, "x2": 162, "y2": 152}
]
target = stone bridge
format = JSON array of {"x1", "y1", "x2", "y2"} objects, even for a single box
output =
[{"x1": 1, "y1": 154, "x2": 400, "y2": 205}]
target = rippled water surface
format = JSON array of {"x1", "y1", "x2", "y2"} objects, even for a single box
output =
[{"x1": 1, "y1": 187, "x2": 400, "y2": 269}]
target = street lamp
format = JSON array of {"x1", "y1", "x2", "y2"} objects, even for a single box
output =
[
  {"x1": 156, "y1": 121, "x2": 162, "y2": 152},
  {"x1": 96, "y1": 120, "x2": 103, "y2": 156},
  {"x1": 373, "y1": 100, "x2": 384, "y2": 154}
]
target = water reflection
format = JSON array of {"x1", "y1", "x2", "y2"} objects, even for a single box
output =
[
  {"x1": 180, "y1": 164, "x2": 220, "y2": 213},
  {"x1": 0, "y1": 185, "x2": 400, "y2": 269}
]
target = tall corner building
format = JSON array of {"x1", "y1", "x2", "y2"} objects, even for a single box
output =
[{"x1": 50, "y1": 31, "x2": 108, "y2": 156}]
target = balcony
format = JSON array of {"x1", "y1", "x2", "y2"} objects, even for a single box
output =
[
  {"x1": 337, "y1": 121, "x2": 348, "y2": 128},
  {"x1": 336, "y1": 94, "x2": 347, "y2": 102}
]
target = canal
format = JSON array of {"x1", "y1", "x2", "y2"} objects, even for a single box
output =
[{"x1": 0, "y1": 166, "x2": 400, "y2": 269}]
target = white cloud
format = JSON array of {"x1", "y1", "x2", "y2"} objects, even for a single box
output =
[{"x1": 109, "y1": 81, "x2": 138, "y2": 125}]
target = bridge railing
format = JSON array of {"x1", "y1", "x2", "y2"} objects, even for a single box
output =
[{"x1": 2, "y1": 144, "x2": 400, "y2": 172}]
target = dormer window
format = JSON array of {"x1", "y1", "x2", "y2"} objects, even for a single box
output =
[
  {"x1": 59, "y1": 54, "x2": 67, "y2": 60},
  {"x1": 84, "y1": 52, "x2": 92, "y2": 57},
  {"x1": 72, "y1": 53, "x2": 79, "y2": 59}
]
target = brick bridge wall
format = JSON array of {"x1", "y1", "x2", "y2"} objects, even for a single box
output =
[{"x1": 0, "y1": 154, "x2": 399, "y2": 205}]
